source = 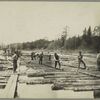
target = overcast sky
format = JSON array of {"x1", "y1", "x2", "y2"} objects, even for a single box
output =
[{"x1": 0, "y1": 1, "x2": 100, "y2": 44}]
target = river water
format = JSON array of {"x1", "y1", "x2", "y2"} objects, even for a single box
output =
[{"x1": 17, "y1": 83, "x2": 93, "y2": 98}]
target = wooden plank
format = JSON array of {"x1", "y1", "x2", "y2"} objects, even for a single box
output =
[{"x1": 0, "y1": 74, "x2": 18, "y2": 98}]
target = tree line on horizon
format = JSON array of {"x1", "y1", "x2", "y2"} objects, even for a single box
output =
[{"x1": 5, "y1": 25, "x2": 100, "y2": 53}]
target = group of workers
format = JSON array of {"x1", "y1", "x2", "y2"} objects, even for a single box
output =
[
  {"x1": 10, "y1": 50, "x2": 100, "y2": 73},
  {"x1": 31, "y1": 52, "x2": 43, "y2": 65},
  {"x1": 30, "y1": 51, "x2": 87, "y2": 70},
  {"x1": 53, "y1": 51, "x2": 87, "y2": 70}
]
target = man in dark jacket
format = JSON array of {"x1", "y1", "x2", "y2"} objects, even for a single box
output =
[{"x1": 54, "y1": 53, "x2": 61, "y2": 69}]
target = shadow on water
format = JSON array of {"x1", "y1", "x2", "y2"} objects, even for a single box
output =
[{"x1": 94, "y1": 90, "x2": 100, "y2": 98}]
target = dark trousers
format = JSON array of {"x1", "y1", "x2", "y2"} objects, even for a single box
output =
[
  {"x1": 49, "y1": 56, "x2": 51, "y2": 61},
  {"x1": 31, "y1": 56, "x2": 33, "y2": 60},
  {"x1": 78, "y1": 59, "x2": 86, "y2": 69},
  {"x1": 97, "y1": 61, "x2": 100, "y2": 71},
  {"x1": 55, "y1": 61, "x2": 61, "y2": 69},
  {"x1": 13, "y1": 60, "x2": 17, "y2": 72}
]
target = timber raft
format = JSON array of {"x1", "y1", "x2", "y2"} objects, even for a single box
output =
[{"x1": 0, "y1": 52, "x2": 100, "y2": 98}]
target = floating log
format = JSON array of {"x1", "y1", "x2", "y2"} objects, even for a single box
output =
[
  {"x1": 53, "y1": 80, "x2": 100, "y2": 86},
  {"x1": 52, "y1": 83, "x2": 100, "y2": 91},
  {"x1": 0, "y1": 80, "x2": 7, "y2": 83},
  {"x1": 44, "y1": 74, "x2": 89, "y2": 78},
  {"x1": 26, "y1": 79, "x2": 53, "y2": 84},
  {"x1": 27, "y1": 71, "x2": 85, "y2": 77},
  {"x1": 74, "y1": 85, "x2": 100, "y2": 91},
  {"x1": 0, "y1": 76, "x2": 6, "y2": 80},
  {"x1": 75, "y1": 80, "x2": 100, "y2": 85},
  {"x1": 27, "y1": 73, "x2": 55, "y2": 77}
]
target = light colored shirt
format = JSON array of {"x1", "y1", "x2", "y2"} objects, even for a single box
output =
[{"x1": 12, "y1": 54, "x2": 18, "y2": 61}]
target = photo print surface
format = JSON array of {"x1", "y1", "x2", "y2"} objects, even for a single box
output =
[{"x1": 0, "y1": 1, "x2": 100, "y2": 98}]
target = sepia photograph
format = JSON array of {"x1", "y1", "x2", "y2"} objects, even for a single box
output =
[{"x1": 0, "y1": 1, "x2": 100, "y2": 99}]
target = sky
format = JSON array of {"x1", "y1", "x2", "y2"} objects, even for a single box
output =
[{"x1": 0, "y1": 1, "x2": 100, "y2": 44}]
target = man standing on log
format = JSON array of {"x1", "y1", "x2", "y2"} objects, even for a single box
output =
[
  {"x1": 78, "y1": 51, "x2": 86, "y2": 70},
  {"x1": 54, "y1": 53, "x2": 61, "y2": 69},
  {"x1": 12, "y1": 51, "x2": 18, "y2": 73},
  {"x1": 97, "y1": 52, "x2": 100, "y2": 71},
  {"x1": 33, "y1": 52, "x2": 36, "y2": 60},
  {"x1": 31, "y1": 52, "x2": 34, "y2": 60},
  {"x1": 4, "y1": 48, "x2": 7, "y2": 60},
  {"x1": 39, "y1": 52, "x2": 43, "y2": 65}
]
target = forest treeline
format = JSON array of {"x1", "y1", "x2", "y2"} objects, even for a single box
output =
[{"x1": 7, "y1": 25, "x2": 100, "y2": 53}]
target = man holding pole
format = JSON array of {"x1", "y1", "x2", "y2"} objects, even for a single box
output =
[{"x1": 78, "y1": 51, "x2": 86, "y2": 70}]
